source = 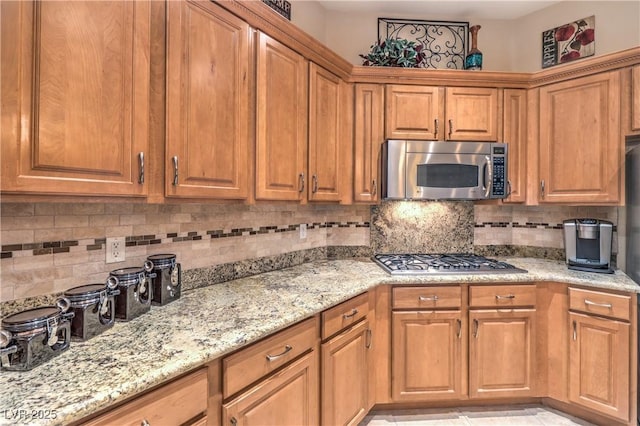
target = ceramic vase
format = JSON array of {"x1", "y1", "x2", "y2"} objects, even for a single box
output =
[{"x1": 465, "y1": 25, "x2": 483, "y2": 70}]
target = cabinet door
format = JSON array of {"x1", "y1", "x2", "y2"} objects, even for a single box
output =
[
  {"x1": 469, "y1": 309, "x2": 536, "y2": 398},
  {"x1": 385, "y1": 85, "x2": 443, "y2": 140},
  {"x1": 632, "y1": 66, "x2": 640, "y2": 132},
  {"x1": 1, "y1": 1, "x2": 150, "y2": 196},
  {"x1": 502, "y1": 89, "x2": 527, "y2": 203},
  {"x1": 569, "y1": 312, "x2": 630, "y2": 422},
  {"x1": 538, "y1": 71, "x2": 621, "y2": 204},
  {"x1": 354, "y1": 84, "x2": 384, "y2": 203},
  {"x1": 392, "y1": 311, "x2": 464, "y2": 401},
  {"x1": 165, "y1": 1, "x2": 250, "y2": 199},
  {"x1": 223, "y1": 351, "x2": 319, "y2": 426},
  {"x1": 321, "y1": 319, "x2": 370, "y2": 426},
  {"x1": 308, "y1": 63, "x2": 341, "y2": 202},
  {"x1": 445, "y1": 87, "x2": 499, "y2": 141},
  {"x1": 255, "y1": 32, "x2": 308, "y2": 201}
]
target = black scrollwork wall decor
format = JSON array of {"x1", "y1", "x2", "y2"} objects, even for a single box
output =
[{"x1": 378, "y1": 18, "x2": 469, "y2": 70}]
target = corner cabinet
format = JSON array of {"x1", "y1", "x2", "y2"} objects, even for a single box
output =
[
  {"x1": 538, "y1": 71, "x2": 621, "y2": 204},
  {"x1": 353, "y1": 84, "x2": 384, "y2": 203},
  {"x1": 165, "y1": 1, "x2": 250, "y2": 199},
  {"x1": 255, "y1": 32, "x2": 308, "y2": 201},
  {"x1": 1, "y1": 1, "x2": 150, "y2": 196}
]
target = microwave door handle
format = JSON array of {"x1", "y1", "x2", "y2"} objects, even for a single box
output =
[{"x1": 484, "y1": 155, "x2": 493, "y2": 198}]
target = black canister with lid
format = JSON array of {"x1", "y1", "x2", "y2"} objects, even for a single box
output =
[
  {"x1": 64, "y1": 281, "x2": 120, "y2": 341},
  {"x1": 147, "y1": 254, "x2": 181, "y2": 306},
  {"x1": 0, "y1": 299, "x2": 74, "y2": 371},
  {"x1": 108, "y1": 264, "x2": 153, "y2": 321}
]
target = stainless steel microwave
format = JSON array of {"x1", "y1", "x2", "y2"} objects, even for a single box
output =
[{"x1": 381, "y1": 140, "x2": 508, "y2": 200}]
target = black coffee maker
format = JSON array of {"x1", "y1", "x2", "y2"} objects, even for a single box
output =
[{"x1": 563, "y1": 218, "x2": 614, "y2": 274}]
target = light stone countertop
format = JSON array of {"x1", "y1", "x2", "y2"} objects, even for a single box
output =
[{"x1": 0, "y1": 258, "x2": 638, "y2": 426}]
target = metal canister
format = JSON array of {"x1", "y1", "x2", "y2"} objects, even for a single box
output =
[
  {"x1": 147, "y1": 254, "x2": 181, "y2": 306},
  {"x1": 64, "y1": 281, "x2": 120, "y2": 341},
  {"x1": 108, "y1": 264, "x2": 153, "y2": 321},
  {"x1": 0, "y1": 299, "x2": 74, "y2": 371}
]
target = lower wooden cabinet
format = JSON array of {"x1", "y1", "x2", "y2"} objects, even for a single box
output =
[
  {"x1": 222, "y1": 351, "x2": 319, "y2": 425},
  {"x1": 569, "y1": 312, "x2": 630, "y2": 422},
  {"x1": 468, "y1": 309, "x2": 536, "y2": 399},
  {"x1": 321, "y1": 319, "x2": 371, "y2": 425},
  {"x1": 83, "y1": 369, "x2": 208, "y2": 426},
  {"x1": 392, "y1": 311, "x2": 464, "y2": 401}
]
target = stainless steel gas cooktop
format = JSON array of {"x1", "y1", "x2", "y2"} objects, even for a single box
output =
[{"x1": 373, "y1": 253, "x2": 527, "y2": 275}]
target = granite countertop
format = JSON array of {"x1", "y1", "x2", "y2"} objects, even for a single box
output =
[{"x1": 0, "y1": 258, "x2": 638, "y2": 425}]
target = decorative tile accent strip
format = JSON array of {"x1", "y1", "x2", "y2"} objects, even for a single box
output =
[
  {"x1": 0, "y1": 221, "x2": 371, "y2": 258},
  {"x1": 475, "y1": 221, "x2": 616, "y2": 232}
]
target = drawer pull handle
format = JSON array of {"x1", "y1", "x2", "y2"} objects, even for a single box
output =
[
  {"x1": 343, "y1": 308, "x2": 358, "y2": 319},
  {"x1": 456, "y1": 319, "x2": 462, "y2": 339},
  {"x1": 572, "y1": 320, "x2": 577, "y2": 341},
  {"x1": 584, "y1": 299, "x2": 612, "y2": 309},
  {"x1": 495, "y1": 294, "x2": 515, "y2": 300},
  {"x1": 419, "y1": 295, "x2": 439, "y2": 302},
  {"x1": 366, "y1": 328, "x2": 372, "y2": 349},
  {"x1": 266, "y1": 345, "x2": 292, "y2": 361}
]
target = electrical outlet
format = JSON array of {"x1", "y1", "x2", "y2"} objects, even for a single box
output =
[
  {"x1": 106, "y1": 237, "x2": 126, "y2": 263},
  {"x1": 299, "y1": 223, "x2": 307, "y2": 239}
]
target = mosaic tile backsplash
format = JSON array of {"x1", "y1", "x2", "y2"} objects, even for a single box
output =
[{"x1": 0, "y1": 201, "x2": 620, "y2": 306}]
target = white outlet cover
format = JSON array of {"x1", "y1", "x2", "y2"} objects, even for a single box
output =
[
  {"x1": 106, "y1": 236, "x2": 126, "y2": 263},
  {"x1": 299, "y1": 224, "x2": 307, "y2": 239}
]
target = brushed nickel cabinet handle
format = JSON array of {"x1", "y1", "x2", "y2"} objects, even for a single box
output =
[
  {"x1": 372, "y1": 179, "x2": 377, "y2": 196},
  {"x1": 366, "y1": 328, "x2": 372, "y2": 349},
  {"x1": 584, "y1": 299, "x2": 613, "y2": 309},
  {"x1": 312, "y1": 174, "x2": 318, "y2": 193},
  {"x1": 419, "y1": 295, "x2": 439, "y2": 302},
  {"x1": 456, "y1": 319, "x2": 462, "y2": 339},
  {"x1": 448, "y1": 119, "x2": 453, "y2": 139},
  {"x1": 572, "y1": 320, "x2": 577, "y2": 341},
  {"x1": 172, "y1": 156, "x2": 179, "y2": 186},
  {"x1": 266, "y1": 345, "x2": 292, "y2": 361},
  {"x1": 343, "y1": 308, "x2": 358, "y2": 319},
  {"x1": 230, "y1": 417, "x2": 238, "y2": 426},
  {"x1": 298, "y1": 172, "x2": 305, "y2": 193},
  {"x1": 138, "y1": 152, "x2": 145, "y2": 184},
  {"x1": 540, "y1": 179, "x2": 545, "y2": 198},
  {"x1": 141, "y1": 420, "x2": 150, "y2": 426},
  {"x1": 506, "y1": 180, "x2": 512, "y2": 197},
  {"x1": 495, "y1": 294, "x2": 515, "y2": 300},
  {"x1": 434, "y1": 118, "x2": 439, "y2": 139},
  {"x1": 473, "y1": 318, "x2": 479, "y2": 338}
]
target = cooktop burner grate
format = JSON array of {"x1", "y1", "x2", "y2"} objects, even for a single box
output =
[{"x1": 373, "y1": 253, "x2": 527, "y2": 275}]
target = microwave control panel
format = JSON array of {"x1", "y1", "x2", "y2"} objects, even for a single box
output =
[{"x1": 491, "y1": 146, "x2": 507, "y2": 197}]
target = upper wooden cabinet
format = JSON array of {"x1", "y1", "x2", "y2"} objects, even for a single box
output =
[
  {"x1": 385, "y1": 85, "x2": 442, "y2": 140},
  {"x1": 165, "y1": 1, "x2": 250, "y2": 199},
  {"x1": 354, "y1": 84, "x2": 384, "y2": 203},
  {"x1": 538, "y1": 71, "x2": 621, "y2": 204},
  {"x1": 255, "y1": 32, "x2": 308, "y2": 201},
  {"x1": 445, "y1": 87, "x2": 499, "y2": 141},
  {"x1": 632, "y1": 66, "x2": 640, "y2": 133},
  {"x1": 502, "y1": 89, "x2": 527, "y2": 203},
  {"x1": 308, "y1": 63, "x2": 342, "y2": 202},
  {"x1": 1, "y1": 1, "x2": 150, "y2": 196},
  {"x1": 385, "y1": 85, "x2": 498, "y2": 142}
]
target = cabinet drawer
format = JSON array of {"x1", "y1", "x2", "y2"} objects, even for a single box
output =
[
  {"x1": 83, "y1": 369, "x2": 207, "y2": 426},
  {"x1": 469, "y1": 285, "x2": 536, "y2": 307},
  {"x1": 322, "y1": 292, "x2": 369, "y2": 340},
  {"x1": 392, "y1": 286, "x2": 461, "y2": 309},
  {"x1": 223, "y1": 317, "x2": 318, "y2": 398},
  {"x1": 569, "y1": 287, "x2": 631, "y2": 321}
]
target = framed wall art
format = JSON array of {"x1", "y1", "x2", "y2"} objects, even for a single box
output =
[{"x1": 542, "y1": 16, "x2": 595, "y2": 68}]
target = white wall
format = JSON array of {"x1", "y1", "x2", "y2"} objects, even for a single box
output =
[{"x1": 289, "y1": 1, "x2": 640, "y2": 72}]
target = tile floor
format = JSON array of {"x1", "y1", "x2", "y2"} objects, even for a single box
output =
[{"x1": 359, "y1": 405, "x2": 596, "y2": 426}]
